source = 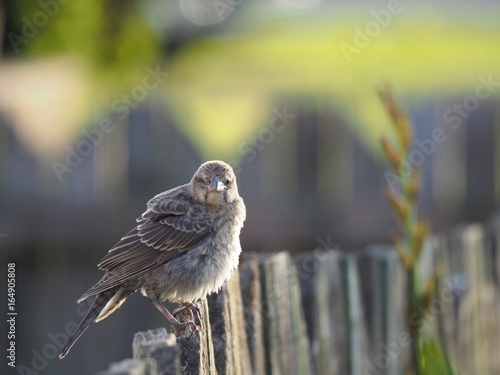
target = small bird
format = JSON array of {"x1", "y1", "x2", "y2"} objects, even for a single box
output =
[{"x1": 59, "y1": 160, "x2": 246, "y2": 359}]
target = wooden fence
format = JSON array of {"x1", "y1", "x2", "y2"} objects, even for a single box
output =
[{"x1": 98, "y1": 220, "x2": 500, "y2": 375}]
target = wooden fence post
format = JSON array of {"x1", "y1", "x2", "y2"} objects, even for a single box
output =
[
  {"x1": 97, "y1": 358, "x2": 157, "y2": 375},
  {"x1": 488, "y1": 215, "x2": 500, "y2": 372},
  {"x1": 175, "y1": 298, "x2": 216, "y2": 375},
  {"x1": 417, "y1": 235, "x2": 454, "y2": 361},
  {"x1": 341, "y1": 253, "x2": 369, "y2": 375},
  {"x1": 491, "y1": 214, "x2": 500, "y2": 289},
  {"x1": 239, "y1": 252, "x2": 266, "y2": 375},
  {"x1": 207, "y1": 271, "x2": 252, "y2": 375},
  {"x1": 101, "y1": 226, "x2": 500, "y2": 375},
  {"x1": 295, "y1": 249, "x2": 347, "y2": 375},
  {"x1": 133, "y1": 328, "x2": 179, "y2": 375},
  {"x1": 259, "y1": 251, "x2": 311, "y2": 375},
  {"x1": 358, "y1": 246, "x2": 406, "y2": 375},
  {"x1": 448, "y1": 224, "x2": 498, "y2": 375}
]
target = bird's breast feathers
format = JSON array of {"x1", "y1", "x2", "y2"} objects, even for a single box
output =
[{"x1": 142, "y1": 196, "x2": 245, "y2": 303}]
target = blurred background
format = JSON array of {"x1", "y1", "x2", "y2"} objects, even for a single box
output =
[{"x1": 1, "y1": 0, "x2": 499, "y2": 374}]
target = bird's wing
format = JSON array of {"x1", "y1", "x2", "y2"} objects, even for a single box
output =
[{"x1": 78, "y1": 191, "x2": 212, "y2": 301}]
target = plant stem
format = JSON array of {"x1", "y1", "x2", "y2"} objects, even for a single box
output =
[{"x1": 408, "y1": 266, "x2": 422, "y2": 375}]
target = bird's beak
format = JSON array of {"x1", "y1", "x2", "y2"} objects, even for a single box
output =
[{"x1": 212, "y1": 176, "x2": 225, "y2": 192}]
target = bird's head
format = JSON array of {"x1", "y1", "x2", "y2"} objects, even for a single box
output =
[{"x1": 190, "y1": 160, "x2": 239, "y2": 206}]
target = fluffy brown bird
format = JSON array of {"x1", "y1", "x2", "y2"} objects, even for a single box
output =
[{"x1": 59, "y1": 161, "x2": 246, "y2": 359}]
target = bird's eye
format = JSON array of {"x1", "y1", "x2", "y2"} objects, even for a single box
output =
[
  {"x1": 224, "y1": 178, "x2": 231, "y2": 186},
  {"x1": 198, "y1": 176, "x2": 210, "y2": 185}
]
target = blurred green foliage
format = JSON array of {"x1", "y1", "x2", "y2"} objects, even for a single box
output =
[
  {"x1": 165, "y1": 12, "x2": 500, "y2": 158},
  {"x1": 379, "y1": 86, "x2": 455, "y2": 375},
  {"x1": 420, "y1": 336, "x2": 454, "y2": 375},
  {"x1": 9, "y1": 0, "x2": 159, "y2": 98},
  {"x1": 5, "y1": 3, "x2": 500, "y2": 159}
]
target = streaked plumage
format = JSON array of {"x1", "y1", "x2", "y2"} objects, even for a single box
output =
[{"x1": 59, "y1": 161, "x2": 246, "y2": 359}]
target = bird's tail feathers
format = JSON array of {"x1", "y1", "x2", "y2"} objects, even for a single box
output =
[
  {"x1": 95, "y1": 287, "x2": 132, "y2": 322},
  {"x1": 59, "y1": 286, "x2": 131, "y2": 359}
]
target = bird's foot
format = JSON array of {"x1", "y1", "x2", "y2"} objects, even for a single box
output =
[
  {"x1": 171, "y1": 319, "x2": 198, "y2": 336},
  {"x1": 174, "y1": 301, "x2": 203, "y2": 330},
  {"x1": 151, "y1": 299, "x2": 198, "y2": 336}
]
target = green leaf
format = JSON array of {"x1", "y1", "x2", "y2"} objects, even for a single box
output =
[{"x1": 420, "y1": 336, "x2": 454, "y2": 375}]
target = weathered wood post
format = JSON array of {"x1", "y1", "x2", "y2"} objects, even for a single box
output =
[
  {"x1": 239, "y1": 253, "x2": 266, "y2": 375},
  {"x1": 259, "y1": 251, "x2": 311, "y2": 375},
  {"x1": 133, "y1": 328, "x2": 179, "y2": 375},
  {"x1": 490, "y1": 214, "x2": 500, "y2": 289},
  {"x1": 97, "y1": 358, "x2": 158, "y2": 375},
  {"x1": 100, "y1": 230, "x2": 500, "y2": 375},
  {"x1": 295, "y1": 249, "x2": 347, "y2": 375},
  {"x1": 448, "y1": 224, "x2": 499, "y2": 375},
  {"x1": 207, "y1": 271, "x2": 252, "y2": 375},
  {"x1": 417, "y1": 235, "x2": 454, "y2": 358},
  {"x1": 341, "y1": 253, "x2": 369, "y2": 375},
  {"x1": 174, "y1": 299, "x2": 216, "y2": 375},
  {"x1": 107, "y1": 300, "x2": 215, "y2": 375},
  {"x1": 358, "y1": 246, "x2": 406, "y2": 375}
]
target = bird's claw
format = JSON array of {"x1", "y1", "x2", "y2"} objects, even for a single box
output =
[
  {"x1": 171, "y1": 318, "x2": 200, "y2": 337},
  {"x1": 173, "y1": 302, "x2": 203, "y2": 330},
  {"x1": 172, "y1": 302, "x2": 203, "y2": 337}
]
